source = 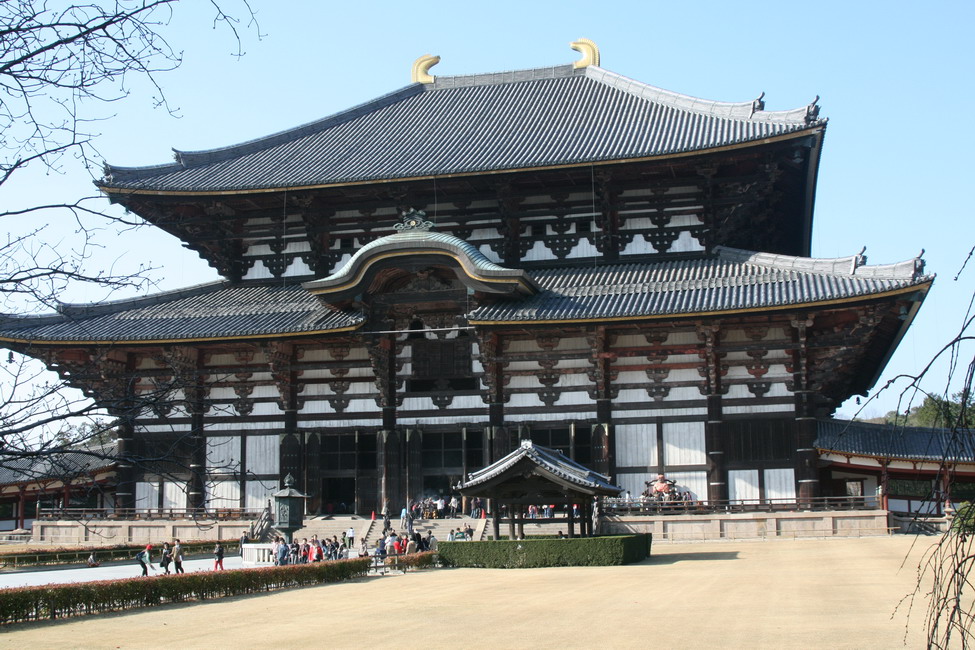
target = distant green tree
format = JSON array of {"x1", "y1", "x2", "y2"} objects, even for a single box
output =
[{"x1": 879, "y1": 391, "x2": 973, "y2": 429}]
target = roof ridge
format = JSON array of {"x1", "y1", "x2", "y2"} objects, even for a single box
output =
[
  {"x1": 715, "y1": 246, "x2": 932, "y2": 281},
  {"x1": 584, "y1": 66, "x2": 822, "y2": 124}
]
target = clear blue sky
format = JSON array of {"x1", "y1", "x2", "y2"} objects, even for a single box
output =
[{"x1": 7, "y1": 1, "x2": 973, "y2": 420}]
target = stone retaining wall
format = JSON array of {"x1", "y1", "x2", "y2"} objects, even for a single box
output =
[
  {"x1": 603, "y1": 510, "x2": 891, "y2": 541},
  {"x1": 31, "y1": 519, "x2": 250, "y2": 545}
]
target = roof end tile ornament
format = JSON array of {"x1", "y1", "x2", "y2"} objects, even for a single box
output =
[
  {"x1": 394, "y1": 208, "x2": 435, "y2": 232},
  {"x1": 805, "y1": 95, "x2": 821, "y2": 124},
  {"x1": 412, "y1": 54, "x2": 440, "y2": 84},
  {"x1": 570, "y1": 38, "x2": 600, "y2": 69}
]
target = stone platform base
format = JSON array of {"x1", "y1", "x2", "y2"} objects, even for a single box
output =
[
  {"x1": 603, "y1": 509, "x2": 891, "y2": 541},
  {"x1": 31, "y1": 518, "x2": 250, "y2": 545}
]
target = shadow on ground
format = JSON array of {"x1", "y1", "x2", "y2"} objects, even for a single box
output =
[{"x1": 646, "y1": 551, "x2": 739, "y2": 564}]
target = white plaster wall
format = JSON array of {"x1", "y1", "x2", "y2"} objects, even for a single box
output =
[
  {"x1": 162, "y1": 481, "x2": 187, "y2": 509},
  {"x1": 504, "y1": 410, "x2": 592, "y2": 422},
  {"x1": 616, "y1": 472, "x2": 651, "y2": 499},
  {"x1": 207, "y1": 480, "x2": 240, "y2": 508},
  {"x1": 523, "y1": 240, "x2": 557, "y2": 262},
  {"x1": 135, "y1": 481, "x2": 159, "y2": 508},
  {"x1": 246, "y1": 435, "x2": 279, "y2": 475},
  {"x1": 616, "y1": 423, "x2": 658, "y2": 468},
  {"x1": 764, "y1": 468, "x2": 796, "y2": 500},
  {"x1": 729, "y1": 470, "x2": 760, "y2": 501},
  {"x1": 667, "y1": 471, "x2": 707, "y2": 501},
  {"x1": 670, "y1": 229, "x2": 705, "y2": 253},
  {"x1": 245, "y1": 480, "x2": 277, "y2": 510},
  {"x1": 207, "y1": 436, "x2": 240, "y2": 474},
  {"x1": 663, "y1": 421, "x2": 707, "y2": 466}
]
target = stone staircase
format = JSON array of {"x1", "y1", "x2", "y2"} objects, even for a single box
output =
[
  {"x1": 292, "y1": 515, "x2": 374, "y2": 546},
  {"x1": 360, "y1": 515, "x2": 488, "y2": 548}
]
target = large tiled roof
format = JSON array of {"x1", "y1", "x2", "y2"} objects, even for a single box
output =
[
  {"x1": 468, "y1": 246, "x2": 931, "y2": 323},
  {"x1": 0, "y1": 282, "x2": 361, "y2": 343},
  {"x1": 0, "y1": 442, "x2": 117, "y2": 487},
  {"x1": 816, "y1": 419, "x2": 975, "y2": 462},
  {"x1": 0, "y1": 248, "x2": 930, "y2": 344},
  {"x1": 460, "y1": 440, "x2": 621, "y2": 494},
  {"x1": 99, "y1": 64, "x2": 823, "y2": 193}
]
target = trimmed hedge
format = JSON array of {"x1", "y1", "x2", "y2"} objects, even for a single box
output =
[
  {"x1": 437, "y1": 534, "x2": 651, "y2": 568},
  {"x1": 0, "y1": 557, "x2": 370, "y2": 625}
]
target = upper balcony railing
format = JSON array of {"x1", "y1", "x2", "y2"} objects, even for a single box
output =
[
  {"x1": 36, "y1": 506, "x2": 264, "y2": 521},
  {"x1": 601, "y1": 495, "x2": 881, "y2": 516}
]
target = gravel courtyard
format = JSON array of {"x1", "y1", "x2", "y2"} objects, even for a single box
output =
[{"x1": 2, "y1": 535, "x2": 939, "y2": 649}]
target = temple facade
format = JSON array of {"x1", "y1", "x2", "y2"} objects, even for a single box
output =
[{"x1": 0, "y1": 42, "x2": 931, "y2": 517}]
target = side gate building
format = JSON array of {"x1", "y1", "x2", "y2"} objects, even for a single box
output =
[{"x1": 0, "y1": 42, "x2": 931, "y2": 518}]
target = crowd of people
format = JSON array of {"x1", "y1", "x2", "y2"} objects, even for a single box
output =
[
  {"x1": 403, "y1": 495, "x2": 461, "y2": 522},
  {"x1": 271, "y1": 532, "x2": 365, "y2": 565}
]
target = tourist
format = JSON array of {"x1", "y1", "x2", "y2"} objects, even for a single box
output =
[
  {"x1": 136, "y1": 544, "x2": 153, "y2": 576},
  {"x1": 161, "y1": 542, "x2": 173, "y2": 574},
  {"x1": 426, "y1": 531, "x2": 438, "y2": 551},
  {"x1": 464, "y1": 524, "x2": 474, "y2": 541},
  {"x1": 240, "y1": 530, "x2": 248, "y2": 555},
  {"x1": 449, "y1": 495, "x2": 459, "y2": 518},
  {"x1": 359, "y1": 538, "x2": 369, "y2": 558},
  {"x1": 214, "y1": 542, "x2": 225, "y2": 570},
  {"x1": 86, "y1": 551, "x2": 100, "y2": 568},
  {"x1": 173, "y1": 539, "x2": 184, "y2": 574},
  {"x1": 275, "y1": 538, "x2": 288, "y2": 565}
]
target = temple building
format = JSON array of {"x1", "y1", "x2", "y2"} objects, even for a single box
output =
[{"x1": 0, "y1": 41, "x2": 932, "y2": 518}]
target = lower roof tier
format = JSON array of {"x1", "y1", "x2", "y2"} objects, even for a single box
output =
[{"x1": 0, "y1": 246, "x2": 931, "y2": 345}]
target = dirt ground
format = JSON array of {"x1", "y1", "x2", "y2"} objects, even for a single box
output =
[{"x1": 1, "y1": 535, "x2": 939, "y2": 649}]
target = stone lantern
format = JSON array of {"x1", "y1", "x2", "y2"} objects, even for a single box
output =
[{"x1": 272, "y1": 473, "x2": 307, "y2": 543}]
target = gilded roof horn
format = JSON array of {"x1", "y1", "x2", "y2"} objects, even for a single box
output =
[
  {"x1": 570, "y1": 38, "x2": 600, "y2": 69},
  {"x1": 412, "y1": 54, "x2": 441, "y2": 84}
]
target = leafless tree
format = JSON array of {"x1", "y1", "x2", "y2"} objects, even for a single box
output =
[
  {"x1": 0, "y1": 1, "x2": 258, "y2": 469},
  {"x1": 860, "y1": 246, "x2": 975, "y2": 648}
]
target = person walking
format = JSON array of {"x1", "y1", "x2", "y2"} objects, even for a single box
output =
[
  {"x1": 136, "y1": 544, "x2": 153, "y2": 576},
  {"x1": 173, "y1": 539, "x2": 184, "y2": 574},
  {"x1": 161, "y1": 542, "x2": 173, "y2": 574},
  {"x1": 213, "y1": 542, "x2": 225, "y2": 570}
]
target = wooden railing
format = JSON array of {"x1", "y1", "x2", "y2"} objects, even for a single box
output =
[
  {"x1": 601, "y1": 495, "x2": 881, "y2": 516},
  {"x1": 37, "y1": 507, "x2": 264, "y2": 521}
]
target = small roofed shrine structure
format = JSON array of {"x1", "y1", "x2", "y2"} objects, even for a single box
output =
[
  {"x1": 0, "y1": 40, "x2": 934, "y2": 519},
  {"x1": 458, "y1": 440, "x2": 622, "y2": 539}
]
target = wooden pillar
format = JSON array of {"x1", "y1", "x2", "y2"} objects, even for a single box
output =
[
  {"x1": 492, "y1": 498, "x2": 501, "y2": 540},
  {"x1": 516, "y1": 505, "x2": 525, "y2": 539},
  {"x1": 567, "y1": 503, "x2": 576, "y2": 538},
  {"x1": 791, "y1": 318, "x2": 820, "y2": 503},
  {"x1": 16, "y1": 489, "x2": 26, "y2": 530},
  {"x1": 405, "y1": 429, "x2": 423, "y2": 507},
  {"x1": 377, "y1": 429, "x2": 402, "y2": 517},
  {"x1": 706, "y1": 394, "x2": 726, "y2": 503}
]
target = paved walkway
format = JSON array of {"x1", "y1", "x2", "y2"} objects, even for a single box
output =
[
  {"x1": 0, "y1": 555, "x2": 244, "y2": 588},
  {"x1": 2, "y1": 535, "x2": 938, "y2": 648}
]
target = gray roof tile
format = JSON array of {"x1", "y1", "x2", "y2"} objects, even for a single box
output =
[
  {"x1": 816, "y1": 419, "x2": 975, "y2": 462},
  {"x1": 0, "y1": 248, "x2": 928, "y2": 343},
  {"x1": 468, "y1": 247, "x2": 930, "y2": 323},
  {"x1": 100, "y1": 65, "x2": 822, "y2": 193}
]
